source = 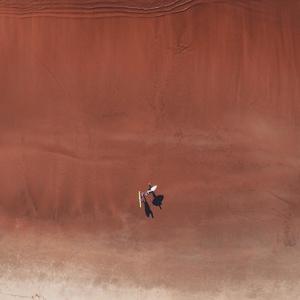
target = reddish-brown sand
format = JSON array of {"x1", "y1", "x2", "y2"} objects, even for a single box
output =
[{"x1": 0, "y1": 1, "x2": 299, "y2": 299}]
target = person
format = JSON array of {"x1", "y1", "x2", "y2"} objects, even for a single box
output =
[{"x1": 141, "y1": 192, "x2": 154, "y2": 218}]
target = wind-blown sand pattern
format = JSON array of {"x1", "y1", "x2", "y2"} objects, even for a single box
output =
[{"x1": 0, "y1": 0, "x2": 299, "y2": 299}]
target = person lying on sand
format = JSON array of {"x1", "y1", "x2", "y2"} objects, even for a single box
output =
[{"x1": 140, "y1": 192, "x2": 154, "y2": 218}]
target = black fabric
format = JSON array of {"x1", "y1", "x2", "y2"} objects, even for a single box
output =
[{"x1": 152, "y1": 195, "x2": 164, "y2": 208}]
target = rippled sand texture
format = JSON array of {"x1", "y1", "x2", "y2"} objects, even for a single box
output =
[{"x1": 0, "y1": 0, "x2": 300, "y2": 299}]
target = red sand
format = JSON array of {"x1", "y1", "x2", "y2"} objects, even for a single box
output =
[{"x1": 0, "y1": 1, "x2": 299, "y2": 299}]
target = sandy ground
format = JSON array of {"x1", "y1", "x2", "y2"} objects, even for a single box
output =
[{"x1": 0, "y1": 0, "x2": 299, "y2": 299}]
